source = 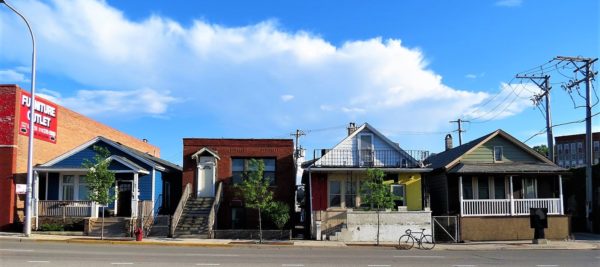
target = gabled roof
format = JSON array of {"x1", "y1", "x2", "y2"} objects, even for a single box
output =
[
  {"x1": 107, "y1": 155, "x2": 150, "y2": 174},
  {"x1": 38, "y1": 136, "x2": 181, "y2": 172},
  {"x1": 425, "y1": 129, "x2": 556, "y2": 171},
  {"x1": 313, "y1": 123, "x2": 419, "y2": 167},
  {"x1": 191, "y1": 147, "x2": 221, "y2": 160}
]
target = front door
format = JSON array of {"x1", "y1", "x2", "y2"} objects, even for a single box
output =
[
  {"x1": 197, "y1": 162, "x2": 215, "y2": 197},
  {"x1": 117, "y1": 182, "x2": 132, "y2": 217}
]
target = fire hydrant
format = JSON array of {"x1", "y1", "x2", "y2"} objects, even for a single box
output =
[{"x1": 134, "y1": 227, "x2": 143, "y2": 242}]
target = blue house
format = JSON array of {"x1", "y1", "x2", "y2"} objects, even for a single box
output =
[{"x1": 33, "y1": 136, "x2": 181, "y2": 234}]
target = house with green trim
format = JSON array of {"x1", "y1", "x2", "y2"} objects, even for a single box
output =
[
  {"x1": 303, "y1": 122, "x2": 432, "y2": 241},
  {"x1": 424, "y1": 129, "x2": 569, "y2": 241}
]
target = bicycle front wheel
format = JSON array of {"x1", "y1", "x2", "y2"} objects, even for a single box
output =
[
  {"x1": 419, "y1": 235, "x2": 435, "y2": 250},
  {"x1": 398, "y1": 234, "x2": 414, "y2": 250}
]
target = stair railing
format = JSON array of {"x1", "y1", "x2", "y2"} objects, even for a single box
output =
[
  {"x1": 208, "y1": 182, "x2": 224, "y2": 239},
  {"x1": 170, "y1": 183, "x2": 192, "y2": 237}
]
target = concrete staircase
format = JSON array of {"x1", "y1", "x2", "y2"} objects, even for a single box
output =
[
  {"x1": 173, "y1": 197, "x2": 214, "y2": 238},
  {"x1": 88, "y1": 217, "x2": 129, "y2": 237},
  {"x1": 149, "y1": 215, "x2": 170, "y2": 237}
]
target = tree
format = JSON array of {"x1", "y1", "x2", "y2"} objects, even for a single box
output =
[
  {"x1": 82, "y1": 146, "x2": 116, "y2": 240},
  {"x1": 235, "y1": 159, "x2": 274, "y2": 243},
  {"x1": 532, "y1": 144, "x2": 549, "y2": 157},
  {"x1": 360, "y1": 168, "x2": 396, "y2": 245},
  {"x1": 268, "y1": 201, "x2": 290, "y2": 230}
]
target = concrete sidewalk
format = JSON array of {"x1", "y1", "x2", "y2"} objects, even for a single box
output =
[{"x1": 0, "y1": 232, "x2": 598, "y2": 250}]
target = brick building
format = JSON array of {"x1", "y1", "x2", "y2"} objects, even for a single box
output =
[
  {"x1": 0, "y1": 84, "x2": 160, "y2": 231},
  {"x1": 555, "y1": 132, "x2": 600, "y2": 168},
  {"x1": 181, "y1": 139, "x2": 295, "y2": 231}
]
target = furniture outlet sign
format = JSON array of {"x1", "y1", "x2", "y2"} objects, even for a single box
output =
[{"x1": 19, "y1": 91, "x2": 58, "y2": 143}]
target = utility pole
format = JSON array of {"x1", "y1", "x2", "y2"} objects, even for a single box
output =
[
  {"x1": 516, "y1": 74, "x2": 553, "y2": 161},
  {"x1": 291, "y1": 129, "x2": 306, "y2": 159},
  {"x1": 450, "y1": 119, "x2": 469, "y2": 145},
  {"x1": 555, "y1": 56, "x2": 598, "y2": 232}
]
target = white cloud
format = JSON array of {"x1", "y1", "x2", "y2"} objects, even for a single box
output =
[
  {"x1": 281, "y1": 94, "x2": 294, "y2": 102},
  {"x1": 1, "y1": 0, "x2": 529, "y2": 133},
  {"x1": 0, "y1": 69, "x2": 29, "y2": 83},
  {"x1": 496, "y1": 0, "x2": 523, "y2": 7},
  {"x1": 465, "y1": 74, "x2": 477, "y2": 79}
]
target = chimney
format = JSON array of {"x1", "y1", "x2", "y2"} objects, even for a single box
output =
[
  {"x1": 347, "y1": 122, "x2": 357, "y2": 136},
  {"x1": 445, "y1": 134, "x2": 453, "y2": 151}
]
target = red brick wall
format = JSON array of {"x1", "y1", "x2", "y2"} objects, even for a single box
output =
[
  {"x1": 182, "y1": 138, "x2": 295, "y2": 229},
  {"x1": 0, "y1": 84, "x2": 162, "y2": 229}
]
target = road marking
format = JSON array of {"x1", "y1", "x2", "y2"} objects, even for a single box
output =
[
  {"x1": 0, "y1": 249, "x2": 34, "y2": 252},
  {"x1": 196, "y1": 264, "x2": 221, "y2": 266},
  {"x1": 187, "y1": 254, "x2": 239, "y2": 257},
  {"x1": 453, "y1": 265, "x2": 476, "y2": 267},
  {"x1": 367, "y1": 265, "x2": 390, "y2": 267},
  {"x1": 27, "y1": 261, "x2": 49, "y2": 263},
  {"x1": 282, "y1": 265, "x2": 304, "y2": 267},
  {"x1": 111, "y1": 263, "x2": 134, "y2": 265},
  {"x1": 393, "y1": 256, "x2": 445, "y2": 258},
  {"x1": 536, "y1": 265, "x2": 559, "y2": 267}
]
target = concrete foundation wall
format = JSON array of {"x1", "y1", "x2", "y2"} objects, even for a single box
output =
[
  {"x1": 338, "y1": 210, "x2": 432, "y2": 242},
  {"x1": 460, "y1": 216, "x2": 570, "y2": 241}
]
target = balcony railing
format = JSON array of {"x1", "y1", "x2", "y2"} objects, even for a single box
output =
[
  {"x1": 38, "y1": 200, "x2": 93, "y2": 217},
  {"x1": 461, "y1": 198, "x2": 562, "y2": 216},
  {"x1": 313, "y1": 149, "x2": 429, "y2": 168}
]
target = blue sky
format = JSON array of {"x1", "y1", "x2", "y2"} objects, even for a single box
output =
[{"x1": 1, "y1": 0, "x2": 598, "y2": 166}]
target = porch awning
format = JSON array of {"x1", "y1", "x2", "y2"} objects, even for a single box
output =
[{"x1": 449, "y1": 162, "x2": 568, "y2": 174}]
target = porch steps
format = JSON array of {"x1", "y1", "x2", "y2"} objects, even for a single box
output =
[
  {"x1": 88, "y1": 217, "x2": 129, "y2": 237},
  {"x1": 148, "y1": 215, "x2": 170, "y2": 237},
  {"x1": 173, "y1": 197, "x2": 214, "y2": 238}
]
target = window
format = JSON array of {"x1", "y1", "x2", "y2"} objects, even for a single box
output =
[
  {"x1": 462, "y1": 177, "x2": 473, "y2": 199},
  {"x1": 493, "y1": 146, "x2": 503, "y2": 162},
  {"x1": 391, "y1": 184, "x2": 406, "y2": 207},
  {"x1": 60, "y1": 174, "x2": 89, "y2": 201},
  {"x1": 345, "y1": 179, "x2": 357, "y2": 208},
  {"x1": 523, "y1": 178, "x2": 537, "y2": 199},
  {"x1": 231, "y1": 207, "x2": 245, "y2": 229},
  {"x1": 231, "y1": 158, "x2": 276, "y2": 185},
  {"x1": 557, "y1": 144, "x2": 563, "y2": 161},
  {"x1": 493, "y1": 177, "x2": 505, "y2": 199},
  {"x1": 477, "y1": 177, "x2": 490, "y2": 199},
  {"x1": 358, "y1": 134, "x2": 374, "y2": 166},
  {"x1": 564, "y1": 144, "x2": 570, "y2": 161},
  {"x1": 571, "y1": 143, "x2": 577, "y2": 159},
  {"x1": 329, "y1": 180, "x2": 341, "y2": 207},
  {"x1": 577, "y1": 142, "x2": 584, "y2": 164}
]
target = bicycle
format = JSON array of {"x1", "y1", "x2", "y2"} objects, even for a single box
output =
[{"x1": 398, "y1": 228, "x2": 435, "y2": 250}]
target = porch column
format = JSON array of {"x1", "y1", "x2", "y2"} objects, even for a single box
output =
[
  {"x1": 459, "y1": 176, "x2": 463, "y2": 216},
  {"x1": 509, "y1": 176, "x2": 514, "y2": 216},
  {"x1": 34, "y1": 171, "x2": 39, "y2": 230},
  {"x1": 132, "y1": 173, "x2": 139, "y2": 218},
  {"x1": 559, "y1": 175, "x2": 564, "y2": 215}
]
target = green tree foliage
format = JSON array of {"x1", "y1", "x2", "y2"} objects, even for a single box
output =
[
  {"x1": 268, "y1": 201, "x2": 290, "y2": 230},
  {"x1": 360, "y1": 168, "x2": 396, "y2": 210},
  {"x1": 532, "y1": 144, "x2": 549, "y2": 157},
  {"x1": 82, "y1": 145, "x2": 116, "y2": 240},
  {"x1": 235, "y1": 159, "x2": 274, "y2": 243}
]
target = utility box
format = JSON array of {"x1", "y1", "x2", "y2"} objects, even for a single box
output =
[{"x1": 530, "y1": 208, "x2": 548, "y2": 243}]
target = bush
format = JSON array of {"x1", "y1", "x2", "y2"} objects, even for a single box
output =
[
  {"x1": 40, "y1": 223, "x2": 64, "y2": 231},
  {"x1": 267, "y1": 201, "x2": 290, "y2": 229}
]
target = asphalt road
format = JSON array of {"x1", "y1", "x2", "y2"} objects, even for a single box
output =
[{"x1": 0, "y1": 239, "x2": 598, "y2": 267}]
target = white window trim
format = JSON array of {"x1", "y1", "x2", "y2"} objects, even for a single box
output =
[
  {"x1": 327, "y1": 179, "x2": 342, "y2": 209},
  {"x1": 58, "y1": 173, "x2": 87, "y2": 201},
  {"x1": 390, "y1": 184, "x2": 407, "y2": 207},
  {"x1": 521, "y1": 178, "x2": 538, "y2": 199},
  {"x1": 493, "y1": 146, "x2": 503, "y2": 163}
]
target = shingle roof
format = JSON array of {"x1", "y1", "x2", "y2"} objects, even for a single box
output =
[
  {"x1": 424, "y1": 131, "x2": 494, "y2": 170},
  {"x1": 99, "y1": 137, "x2": 182, "y2": 172},
  {"x1": 449, "y1": 162, "x2": 567, "y2": 174}
]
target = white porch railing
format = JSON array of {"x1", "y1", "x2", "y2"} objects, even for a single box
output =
[
  {"x1": 461, "y1": 198, "x2": 562, "y2": 216},
  {"x1": 514, "y1": 198, "x2": 561, "y2": 215},
  {"x1": 38, "y1": 200, "x2": 93, "y2": 217},
  {"x1": 462, "y1": 199, "x2": 510, "y2": 216}
]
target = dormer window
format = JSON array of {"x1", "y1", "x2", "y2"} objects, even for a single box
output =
[{"x1": 494, "y1": 146, "x2": 503, "y2": 162}]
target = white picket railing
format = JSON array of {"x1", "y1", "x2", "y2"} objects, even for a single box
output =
[
  {"x1": 38, "y1": 200, "x2": 93, "y2": 217},
  {"x1": 514, "y1": 198, "x2": 561, "y2": 215},
  {"x1": 462, "y1": 199, "x2": 510, "y2": 216},
  {"x1": 461, "y1": 198, "x2": 562, "y2": 216}
]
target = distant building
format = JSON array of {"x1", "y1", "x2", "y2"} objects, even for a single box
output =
[{"x1": 555, "y1": 132, "x2": 600, "y2": 168}]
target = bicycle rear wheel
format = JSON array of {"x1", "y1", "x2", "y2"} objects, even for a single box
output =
[
  {"x1": 419, "y1": 235, "x2": 435, "y2": 250},
  {"x1": 398, "y1": 234, "x2": 414, "y2": 250}
]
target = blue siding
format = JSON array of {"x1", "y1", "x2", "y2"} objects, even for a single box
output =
[
  {"x1": 138, "y1": 173, "x2": 152, "y2": 201},
  {"x1": 108, "y1": 160, "x2": 131, "y2": 171},
  {"x1": 51, "y1": 140, "x2": 153, "y2": 171},
  {"x1": 154, "y1": 171, "x2": 163, "y2": 214}
]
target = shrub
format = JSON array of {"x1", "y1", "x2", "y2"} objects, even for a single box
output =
[{"x1": 40, "y1": 223, "x2": 64, "y2": 231}]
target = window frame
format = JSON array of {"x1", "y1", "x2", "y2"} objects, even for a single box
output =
[
  {"x1": 231, "y1": 158, "x2": 277, "y2": 186},
  {"x1": 390, "y1": 184, "x2": 406, "y2": 207},
  {"x1": 493, "y1": 146, "x2": 504, "y2": 163},
  {"x1": 58, "y1": 173, "x2": 89, "y2": 201}
]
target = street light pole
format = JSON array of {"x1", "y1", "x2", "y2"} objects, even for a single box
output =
[{"x1": 1, "y1": 0, "x2": 37, "y2": 237}]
